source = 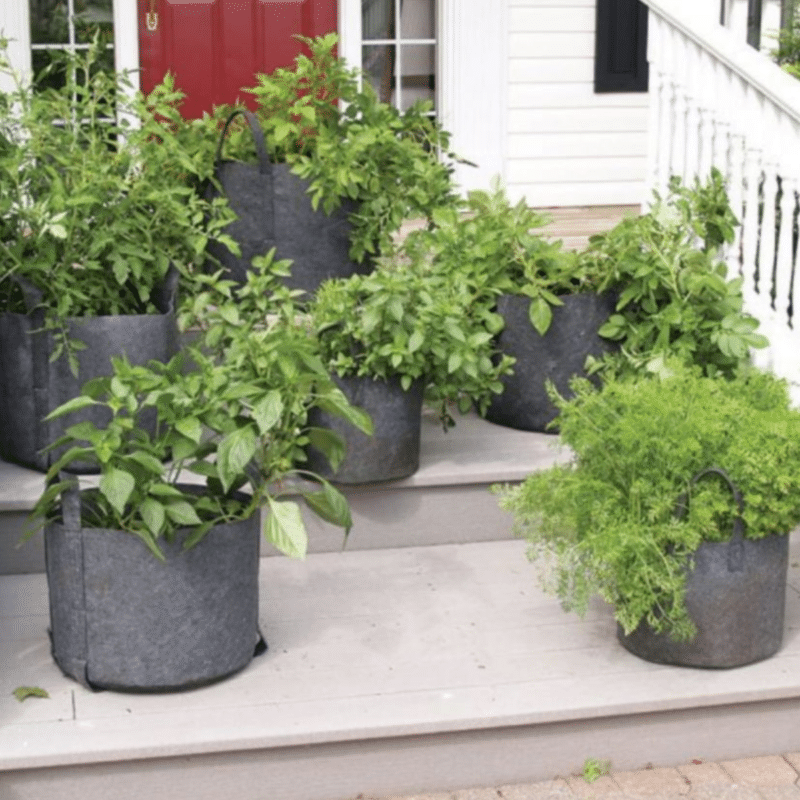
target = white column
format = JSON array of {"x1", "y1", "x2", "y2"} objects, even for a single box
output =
[
  {"x1": 113, "y1": 0, "x2": 140, "y2": 79},
  {"x1": 440, "y1": 0, "x2": 507, "y2": 193},
  {"x1": 338, "y1": 0, "x2": 362, "y2": 73},
  {"x1": 0, "y1": 1, "x2": 31, "y2": 92}
]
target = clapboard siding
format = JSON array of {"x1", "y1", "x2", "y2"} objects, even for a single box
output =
[
  {"x1": 509, "y1": 106, "x2": 648, "y2": 133},
  {"x1": 508, "y1": 131, "x2": 647, "y2": 158},
  {"x1": 506, "y1": 0, "x2": 650, "y2": 207},
  {"x1": 510, "y1": 32, "x2": 596, "y2": 58}
]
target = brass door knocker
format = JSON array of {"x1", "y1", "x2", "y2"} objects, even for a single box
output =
[{"x1": 146, "y1": 0, "x2": 159, "y2": 32}]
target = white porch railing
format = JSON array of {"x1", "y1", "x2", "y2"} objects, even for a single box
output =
[{"x1": 643, "y1": 0, "x2": 800, "y2": 400}]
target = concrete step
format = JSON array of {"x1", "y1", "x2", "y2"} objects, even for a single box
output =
[
  {"x1": 0, "y1": 410, "x2": 571, "y2": 574},
  {"x1": 3, "y1": 536, "x2": 800, "y2": 800}
]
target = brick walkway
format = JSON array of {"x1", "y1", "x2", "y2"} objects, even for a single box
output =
[{"x1": 379, "y1": 755, "x2": 800, "y2": 800}]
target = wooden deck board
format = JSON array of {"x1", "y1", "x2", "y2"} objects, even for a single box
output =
[{"x1": 3, "y1": 536, "x2": 800, "y2": 782}]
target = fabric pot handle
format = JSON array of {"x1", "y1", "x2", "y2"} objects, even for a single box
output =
[
  {"x1": 674, "y1": 466, "x2": 745, "y2": 572},
  {"x1": 215, "y1": 108, "x2": 272, "y2": 176}
]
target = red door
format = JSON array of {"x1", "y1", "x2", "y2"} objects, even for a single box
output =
[{"x1": 138, "y1": 1, "x2": 338, "y2": 119}]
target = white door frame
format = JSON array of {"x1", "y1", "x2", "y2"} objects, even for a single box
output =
[{"x1": 339, "y1": 0, "x2": 508, "y2": 193}]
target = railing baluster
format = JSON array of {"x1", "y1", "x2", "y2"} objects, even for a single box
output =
[{"x1": 644, "y1": 0, "x2": 800, "y2": 395}]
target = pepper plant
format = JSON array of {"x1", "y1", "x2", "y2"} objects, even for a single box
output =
[
  {"x1": 30, "y1": 254, "x2": 371, "y2": 559},
  {"x1": 581, "y1": 169, "x2": 768, "y2": 378},
  {"x1": 0, "y1": 42, "x2": 236, "y2": 365},
  {"x1": 196, "y1": 33, "x2": 458, "y2": 262}
]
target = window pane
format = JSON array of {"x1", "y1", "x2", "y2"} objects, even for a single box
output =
[
  {"x1": 30, "y1": 0, "x2": 70, "y2": 44},
  {"x1": 362, "y1": 43, "x2": 395, "y2": 105},
  {"x1": 362, "y1": 0, "x2": 395, "y2": 40},
  {"x1": 399, "y1": 44, "x2": 434, "y2": 111},
  {"x1": 401, "y1": 0, "x2": 434, "y2": 40},
  {"x1": 75, "y1": 0, "x2": 114, "y2": 45}
]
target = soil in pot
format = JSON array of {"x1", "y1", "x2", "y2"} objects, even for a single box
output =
[
  {"x1": 485, "y1": 292, "x2": 617, "y2": 433},
  {"x1": 305, "y1": 374, "x2": 424, "y2": 484}
]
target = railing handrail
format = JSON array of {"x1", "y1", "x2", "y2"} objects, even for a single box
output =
[{"x1": 642, "y1": 0, "x2": 800, "y2": 124}]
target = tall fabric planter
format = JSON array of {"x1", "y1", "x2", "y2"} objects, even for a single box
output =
[
  {"x1": 619, "y1": 468, "x2": 789, "y2": 668},
  {"x1": 0, "y1": 307, "x2": 179, "y2": 472},
  {"x1": 204, "y1": 110, "x2": 369, "y2": 296},
  {"x1": 45, "y1": 489, "x2": 263, "y2": 692},
  {"x1": 485, "y1": 292, "x2": 616, "y2": 432},
  {"x1": 306, "y1": 374, "x2": 424, "y2": 484}
]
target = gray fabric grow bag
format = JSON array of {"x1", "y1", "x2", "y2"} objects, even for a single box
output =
[
  {"x1": 306, "y1": 374, "x2": 424, "y2": 484},
  {"x1": 618, "y1": 468, "x2": 789, "y2": 668},
  {"x1": 485, "y1": 292, "x2": 616, "y2": 432},
  {"x1": 45, "y1": 489, "x2": 263, "y2": 692},
  {"x1": 0, "y1": 274, "x2": 179, "y2": 472},
  {"x1": 204, "y1": 109, "x2": 368, "y2": 296}
]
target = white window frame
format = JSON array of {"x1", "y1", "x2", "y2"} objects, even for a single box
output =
[
  {"x1": 338, "y1": 0, "x2": 508, "y2": 192},
  {"x1": 0, "y1": 0, "x2": 138, "y2": 88}
]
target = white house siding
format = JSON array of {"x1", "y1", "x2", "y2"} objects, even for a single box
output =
[{"x1": 506, "y1": 0, "x2": 650, "y2": 207}]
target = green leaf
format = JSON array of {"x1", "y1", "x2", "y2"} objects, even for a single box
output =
[
  {"x1": 43, "y1": 395, "x2": 98, "y2": 421},
  {"x1": 407, "y1": 329, "x2": 425, "y2": 353},
  {"x1": 252, "y1": 391, "x2": 283, "y2": 435},
  {"x1": 165, "y1": 501, "x2": 202, "y2": 527},
  {"x1": 141, "y1": 498, "x2": 166, "y2": 537},
  {"x1": 13, "y1": 686, "x2": 50, "y2": 702},
  {"x1": 528, "y1": 296, "x2": 553, "y2": 336},
  {"x1": 99, "y1": 468, "x2": 135, "y2": 516},
  {"x1": 175, "y1": 417, "x2": 203, "y2": 444},
  {"x1": 447, "y1": 353, "x2": 463, "y2": 374},
  {"x1": 315, "y1": 395, "x2": 374, "y2": 435},
  {"x1": 265, "y1": 498, "x2": 308, "y2": 559},
  {"x1": 127, "y1": 451, "x2": 165, "y2": 475},
  {"x1": 217, "y1": 426, "x2": 257, "y2": 493},
  {"x1": 302, "y1": 481, "x2": 352, "y2": 533},
  {"x1": 306, "y1": 426, "x2": 346, "y2": 472}
]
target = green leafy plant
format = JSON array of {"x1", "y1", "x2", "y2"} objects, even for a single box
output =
[
  {"x1": 0, "y1": 43, "x2": 235, "y2": 353},
  {"x1": 195, "y1": 33, "x2": 458, "y2": 263},
  {"x1": 400, "y1": 179, "x2": 606, "y2": 337},
  {"x1": 771, "y1": 4, "x2": 800, "y2": 80},
  {"x1": 582, "y1": 758, "x2": 611, "y2": 783},
  {"x1": 309, "y1": 255, "x2": 514, "y2": 428},
  {"x1": 495, "y1": 364, "x2": 800, "y2": 640},
  {"x1": 581, "y1": 169, "x2": 767, "y2": 378},
  {"x1": 30, "y1": 255, "x2": 370, "y2": 559}
]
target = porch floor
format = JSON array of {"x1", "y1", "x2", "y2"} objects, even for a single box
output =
[{"x1": 3, "y1": 534, "x2": 800, "y2": 800}]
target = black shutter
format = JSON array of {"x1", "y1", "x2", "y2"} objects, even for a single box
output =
[{"x1": 594, "y1": 0, "x2": 649, "y2": 93}]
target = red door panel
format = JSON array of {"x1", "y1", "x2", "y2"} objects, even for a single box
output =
[{"x1": 139, "y1": 1, "x2": 338, "y2": 119}]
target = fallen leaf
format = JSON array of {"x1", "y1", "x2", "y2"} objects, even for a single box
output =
[{"x1": 13, "y1": 686, "x2": 50, "y2": 702}]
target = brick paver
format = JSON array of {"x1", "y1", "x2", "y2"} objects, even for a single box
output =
[
  {"x1": 752, "y1": 787, "x2": 800, "y2": 800},
  {"x1": 496, "y1": 780, "x2": 574, "y2": 800},
  {"x1": 720, "y1": 757, "x2": 800, "y2": 787},
  {"x1": 372, "y1": 755, "x2": 800, "y2": 800},
  {"x1": 565, "y1": 775, "x2": 622, "y2": 798},
  {"x1": 613, "y1": 767, "x2": 691, "y2": 796},
  {"x1": 784, "y1": 755, "x2": 800, "y2": 774},
  {"x1": 687, "y1": 786, "x2": 763, "y2": 800}
]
